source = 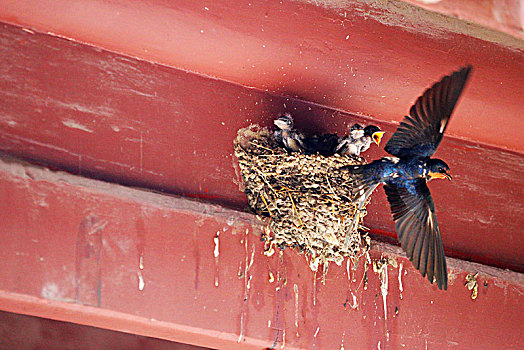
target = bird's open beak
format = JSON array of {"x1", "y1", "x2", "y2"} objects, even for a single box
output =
[
  {"x1": 429, "y1": 171, "x2": 452, "y2": 181},
  {"x1": 372, "y1": 131, "x2": 385, "y2": 146}
]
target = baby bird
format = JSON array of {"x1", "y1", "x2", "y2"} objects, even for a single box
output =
[
  {"x1": 273, "y1": 113, "x2": 305, "y2": 152},
  {"x1": 302, "y1": 133, "x2": 340, "y2": 156},
  {"x1": 358, "y1": 125, "x2": 386, "y2": 154},
  {"x1": 336, "y1": 124, "x2": 385, "y2": 156}
]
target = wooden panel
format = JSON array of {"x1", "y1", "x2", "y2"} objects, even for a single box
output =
[
  {"x1": 0, "y1": 23, "x2": 523, "y2": 271},
  {"x1": 0, "y1": 156, "x2": 523, "y2": 349}
]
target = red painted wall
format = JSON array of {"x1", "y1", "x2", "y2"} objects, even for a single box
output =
[
  {"x1": 0, "y1": 23, "x2": 522, "y2": 271},
  {"x1": 0, "y1": 0, "x2": 523, "y2": 348},
  {"x1": 0, "y1": 158, "x2": 522, "y2": 349}
]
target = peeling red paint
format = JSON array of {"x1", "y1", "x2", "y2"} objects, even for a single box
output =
[{"x1": 74, "y1": 214, "x2": 104, "y2": 307}]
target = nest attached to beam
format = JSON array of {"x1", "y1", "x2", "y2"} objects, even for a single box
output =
[{"x1": 233, "y1": 125, "x2": 371, "y2": 271}]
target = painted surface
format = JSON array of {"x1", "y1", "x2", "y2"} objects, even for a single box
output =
[
  {"x1": 0, "y1": 1, "x2": 523, "y2": 347},
  {"x1": 402, "y1": 0, "x2": 524, "y2": 40},
  {"x1": 0, "y1": 0, "x2": 523, "y2": 152},
  {"x1": 0, "y1": 311, "x2": 209, "y2": 350},
  {"x1": 0, "y1": 157, "x2": 522, "y2": 349},
  {"x1": 0, "y1": 23, "x2": 523, "y2": 272}
]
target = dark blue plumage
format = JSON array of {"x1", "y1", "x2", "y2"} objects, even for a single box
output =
[
  {"x1": 302, "y1": 133, "x2": 340, "y2": 156},
  {"x1": 341, "y1": 66, "x2": 472, "y2": 290}
]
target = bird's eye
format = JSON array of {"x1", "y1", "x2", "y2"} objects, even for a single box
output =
[{"x1": 438, "y1": 167, "x2": 443, "y2": 172}]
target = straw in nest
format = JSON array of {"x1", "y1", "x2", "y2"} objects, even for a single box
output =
[{"x1": 233, "y1": 125, "x2": 372, "y2": 272}]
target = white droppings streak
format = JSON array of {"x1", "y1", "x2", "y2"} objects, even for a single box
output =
[
  {"x1": 247, "y1": 246, "x2": 255, "y2": 272},
  {"x1": 138, "y1": 270, "x2": 145, "y2": 291},
  {"x1": 314, "y1": 327, "x2": 320, "y2": 338},
  {"x1": 280, "y1": 329, "x2": 286, "y2": 349},
  {"x1": 237, "y1": 312, "x2": 244, "y2": 343},
  {"x1": 398, "y1": 263, "x2": 404, "y2": 299},
  {"x1": 138, "y1": 253, "x2": 145, "y2": 291},
  {"x1": 349, "y1": 292, "x2": 358, "y2": 309},
  {"x1": 238, "y1": 229, "x2": 254, "y2": 343},
  {"x1": 246, "y1": 270, "x2": 253, "y2": 289},
  {"x1": 244, "y1": 246, "x2": 255, "y2": 292},
  {"x1": 61, "y1": 119, "x2": 93, "y2": 133},
  {"x1": 378, "y1": 340, "x2": 381, "y2": 350},
  {"x1": 346, "y1": 259, "x2": 351, "y2": 282},
  {"x1": 379, "y1": 263, "x2": 389, "y2": 320},
  {"x1": 294, "y1": 284, "x2": 299, "y2": 336},
  {"x1": 214, "y1": 231, "x2": 220, "y2": 287},
  {"x1": 213, "y1": 232, "x2": 220, "y2": 258}
]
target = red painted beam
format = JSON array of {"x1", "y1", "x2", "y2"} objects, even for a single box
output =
[
  {"x1": 402, "y1": 0, "x2": 524, "y2": 40},
  {"x1": 0, "y1": 0, "x2": 523, "y2": 152},
  {"x1": 0, "y1": 310, "x2": 209, "y2": 350},
  {"x1": 0, "y1": 156, "x2": 523, "y2": 349},
  {"x1": 0, "y1": 23, "x2": 523, "y2": 272}
]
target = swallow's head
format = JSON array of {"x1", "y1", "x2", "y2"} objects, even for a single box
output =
[
  {"x1": 364, "y1": 125, "x2": 385, "y2": 146},
  {"x1": 427, "y1": 159, "x2": 452, "y2": 181},
  {"x1": 274, "y1": 113, "x2": 294, "y2": 130}
]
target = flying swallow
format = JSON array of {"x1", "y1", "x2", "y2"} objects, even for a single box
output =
[
  {"x1": 273, "y1": 113, "x2": 306, "y2": 152},
  {"x1": 340, "y1": 66, "x2": 472, "y2": 290},
  {"x1": 336, "y1": 124, "x2": 385, "y2": 156}
]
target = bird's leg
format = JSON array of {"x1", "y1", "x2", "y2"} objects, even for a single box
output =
[{"x1": 344, "y1": 184, "x2": 379, "y2": 247}]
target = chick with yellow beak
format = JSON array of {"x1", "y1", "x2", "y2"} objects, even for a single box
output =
[
  {"x1": 335, "y1": 124, "x2": 385, "y2": 156},
  {"x1": 360, "y1": 125, "x2": 385, "y2": 153}
]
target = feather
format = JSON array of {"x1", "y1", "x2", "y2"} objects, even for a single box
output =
[{"x1": 384, "y1": 180, "x2": 448, "y2": 290}]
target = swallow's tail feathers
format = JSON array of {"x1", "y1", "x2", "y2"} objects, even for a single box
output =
[
  {"x1": 339, "y1": 164, "x2": 380, "y2": 200},
  {"x1": 340, "y1": 164, "x2": 381, "y2": 247}
]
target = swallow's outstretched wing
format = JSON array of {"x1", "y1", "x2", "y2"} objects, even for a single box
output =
[
  {"x1": 384, "y1": 179, "x2": 448, "y2": 290},
  {"x1": 385, "y1": 66, "x2": 472, "y2": 158}
]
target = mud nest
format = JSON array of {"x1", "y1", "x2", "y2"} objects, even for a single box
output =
[{"x1": 233, "y1": 125, "x2": 371, "y2": 271}]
